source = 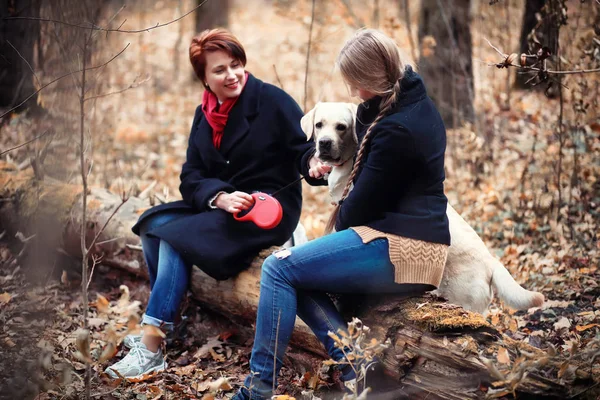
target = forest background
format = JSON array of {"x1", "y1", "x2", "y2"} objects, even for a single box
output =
[{"x1": 0, "y1": 0, "x2": 599, "y2": 399}]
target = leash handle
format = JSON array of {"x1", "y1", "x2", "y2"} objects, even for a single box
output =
[{"x1": 270, "y1": 175, "x2": 305, "y2": 198}]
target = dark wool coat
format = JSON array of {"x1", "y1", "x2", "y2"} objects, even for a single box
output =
[
  {"x1": 132, "y1": 74, "x2": 318, "y2": 280},
  {"x1": 335, "y1": 66, "x2": 451, "y2": 245}
]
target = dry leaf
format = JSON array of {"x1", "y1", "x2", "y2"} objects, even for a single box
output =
[
  {"x1": 98, "y1": 341, "x2": 117, "y2": 363},
  {"x1": 193, "y1": 336, "x2": 223, "y2": 359},
  {"x1": 208, "y1": 377, "x2": 232, "y2": 392},
  {"x1": 173, "y1": 364, "x2": 197, "y2": 377},
  {"x1": 118, "y1": 285, "x2": 130, "y2": 307},
  {"x1": 557, "y1": 361, "x2": 570, "y2": 379},
  {"x1": 491, "y1": 314, "x2": 500, "y2": 325},
  {"x1": 88, "y1": 317, "x2": 105, "y2": 328},
  {"x1": 60, "y1": 270, "x2": 69, "y2": 285},
  {"x1": 209, "y1": 348, "x2": 225, "y2": 362},
  {"x1": 497, "y1": 347, "x2": 511, "y2": 364},
  {"x1": 75, "y1": 329, "x2": 92, "y2": 363},
  {"x1": 479, "y1": 357, "x2": 505, "y2": 381},
  {"x1": 0, "y1": 292, "x2": 11, "y2": 305},
  {"x1": 147, "y1": 385, "x2": 163, "y2": 399},
  {"x1": 554, "y1": 317, "x2": 571, "y2": 330},
  {"x1": 575, "y1": 324, "x2": 600, "y2": 332},
  {"x1": 94, "y1": 294, "x2": 110, "y2": 314}
]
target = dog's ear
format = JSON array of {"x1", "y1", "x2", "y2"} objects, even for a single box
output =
[
  {"x1": 347, "y1": 103, "x2": 358, "y2": 144},
  {"x1": 300, "y1": 103, "x2": 319, "y2": 141}
]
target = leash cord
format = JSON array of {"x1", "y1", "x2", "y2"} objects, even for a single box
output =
[{"x1": 270, "y1": 175, "x2": 305, "y2": 198}]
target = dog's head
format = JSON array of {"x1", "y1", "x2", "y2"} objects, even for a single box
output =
[{"x1": 301, "y1": 102, "x2": 358, "y2": 165}]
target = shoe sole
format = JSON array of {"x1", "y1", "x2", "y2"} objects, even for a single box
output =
[{"x1": 106, "y1": 361, "x2": 167, "y2": 382}]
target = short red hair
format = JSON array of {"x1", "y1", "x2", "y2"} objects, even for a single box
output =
[{"x1": 189, "y1": 28, "x2": 247, "y2": 89}]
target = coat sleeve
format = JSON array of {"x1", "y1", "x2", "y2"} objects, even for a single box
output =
[
  {"x1": 276, "y1": 95, "x2": 327, "y2": 187},
  {"x1": 335, "y1": 122, "x2": 417, "y2": 231},
  {"x1": 179, "y1": 106, "x2": 235, "y2": 211}
]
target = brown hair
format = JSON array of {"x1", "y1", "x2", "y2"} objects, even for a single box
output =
[
  {"x1": 189, "y1": 28, "x2": 247, "y2": 90},
  {"x1": 325, "y1": 29, "x2": 405, "y2": 233}
]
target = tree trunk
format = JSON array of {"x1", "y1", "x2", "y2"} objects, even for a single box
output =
[
  {"x1": 417, "y1": 0, "x2": 474, "y2": 128},
  {"x1": 0, "y1": 0, "x2": 41, "y2": 111},
  {"x1": 514, "y1": 0, "x2": 561, "y2": 89},
  {"x1": 0, "y1": 162, "x2": 591, "y2": 399},
  {"x1": 195, "y1": 0, "x2": 229, "y2": 33}
]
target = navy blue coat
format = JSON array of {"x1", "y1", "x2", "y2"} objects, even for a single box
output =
[
  {"x1": 335, "y1": 66, "x2": 451, "y2": 245},
  {"x1": 132, "y1": 74, "x2": 318, "y2": 280}
]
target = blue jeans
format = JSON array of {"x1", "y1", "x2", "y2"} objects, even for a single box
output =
[
  {"x1": 139, "y1": 211, "x2": 192, "y2": 330},
  {"x1": 235, "y1": 229, "x2": 433, "y2": 400}
]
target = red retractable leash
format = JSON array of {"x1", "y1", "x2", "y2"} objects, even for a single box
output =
[{"x1": 233, "y1": 176, "x2": 305, "y2": 229}]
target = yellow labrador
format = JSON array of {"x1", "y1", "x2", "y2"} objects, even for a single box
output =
[{"x1": 301, "y1": 102, "x2": 544, "y2": 315}]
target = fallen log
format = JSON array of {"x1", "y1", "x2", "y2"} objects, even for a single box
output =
[{"x1": 0, "y1": 161, "x2": 593, "y2": 399}]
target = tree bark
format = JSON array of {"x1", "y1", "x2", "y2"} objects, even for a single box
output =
[
  {"x1": 0, "y1": 162, "x2": 590, "y2": 399},
  {"x1": 514, "y1": 0, "x2": 561, "y2": 89},
  {"x1": 195, "y1": 0, "x2": 229, "y2": 33},
  {"x1": 0, "y1": 0, "x2": 41, "y2": 111},
  {"x1": 417, "y1": 0, "x2": 474, "y2": 128}
]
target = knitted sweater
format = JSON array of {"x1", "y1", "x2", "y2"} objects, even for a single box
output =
[{"x1": 352, "y1": 226, "x2": 448, "y2": 287}]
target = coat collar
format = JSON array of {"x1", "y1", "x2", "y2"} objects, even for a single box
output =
[
  {"x1": 219, "y1": 72, "x2": 262, "y2": 156},
  {"x1": 356, "y1": 65, "x2": 427, "y2": 131},
  {"x1": 197, "y1": 73, "x2": 262, "y2": 164}
]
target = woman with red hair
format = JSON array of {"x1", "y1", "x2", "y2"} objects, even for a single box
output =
[{"x1": 106, "y1": 28, "x2": 325, "y2": 380}]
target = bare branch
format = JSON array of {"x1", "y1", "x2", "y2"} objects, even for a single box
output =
[
  {"x1": 0, "y1": 129, "x2": 50, "y2": 156},
  {"x1": 84, "y1": 74, "x2": 150, "y2": 102},
  {"x1": 338, "y1": 0, "x2": 365, "y2": 29},
  {"x1": 272, "y1": 64, "x2": 285, "y2": 92},
  {"x1": 99, "y1": 4, "x2": 127, "y2": 39},
  {"x1": 484, "y1": 39, "x2": 600, "y2": 75},
  {"x1": 2, "y1": 0, "x2": 208, "y2": 34},
  {"x1": 86, "y1": 196, "x2": 130, "y2": 254},
  {"x1": 79, "y1": 26, "x2": 94, "y2": 400},
  {"x1": 0, "y1": 43, "x2": 130, "y2": 119},
  {"x1": 86, "y1": 254, "x2": 102, "y2": 290},
  {"x1": 484, "y1": 37, "x2": 507, "y2": 57},
  {"x1": 6, "y1": 40, "x2": 41, "y2": 89},
  {"x1": 402, "y1": 0, "x2": 418, "y2": 63}
]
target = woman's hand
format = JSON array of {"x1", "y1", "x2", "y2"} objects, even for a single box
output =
[
  {"x1": 215, "y1": 191, "x2": 254, "y2": 214},
  {"x1": 308, "y1": 156, "x2": 332, "y2": 179}
]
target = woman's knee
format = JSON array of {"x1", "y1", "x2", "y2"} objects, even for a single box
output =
[
  {"x1": 261, "y1": 252, "x2": 300, "y2": 287},
  {"x1": 261, "y1": 254, "x2": 280, "y2": 279},
  {"x1": 139, "y1": 212, "x2": 180, "y2": 236}
]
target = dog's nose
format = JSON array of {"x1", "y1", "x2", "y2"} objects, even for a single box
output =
[{"x1": 318, "y1": 138, "x2": 332, "y2": 152}]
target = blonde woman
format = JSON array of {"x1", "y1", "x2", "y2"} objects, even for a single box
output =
[{"x1": 233, "y1": 29, "x2": 451, "y2": 399}]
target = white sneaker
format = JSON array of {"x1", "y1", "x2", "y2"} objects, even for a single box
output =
[
  {"x1": 123, "y1": 333, "x2": 143, "y2": 349},
  {"x1": 105, "y1": 342, "x2": 166, "y2": 381}
]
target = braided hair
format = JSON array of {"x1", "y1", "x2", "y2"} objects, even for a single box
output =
[{"x1": 325, "y1": 29, "x2": 406, "y2": 234}]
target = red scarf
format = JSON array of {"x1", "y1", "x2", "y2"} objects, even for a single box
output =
[{"x1": 201, "y1": 72, "x2": 248, "y2": 149}]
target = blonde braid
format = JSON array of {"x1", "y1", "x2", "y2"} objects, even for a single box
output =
[{"x1": 324, "y1": 80, "x2": 402, "y2": 234}]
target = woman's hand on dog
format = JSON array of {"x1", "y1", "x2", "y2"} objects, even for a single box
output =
[
  {"x1": 308, "y1": 156, "x2": 332, "y2": 179},
  {"x1": 215, "y1": 191, "x2": 254, "y2": 214}
]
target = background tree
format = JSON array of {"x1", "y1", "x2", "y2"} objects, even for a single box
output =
[
  {"x1": 0, "y1": 0, "x2": 41, "y2": 112},
  {"x1": 514, "y1": 0, "x2": 562, "y2": 88},
  {"x1": 417, "y1": 0, "x2": 474, "y2": 128},
  {"x1": 195, "y1": 0, "x2": 229, "y2": 33}
]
